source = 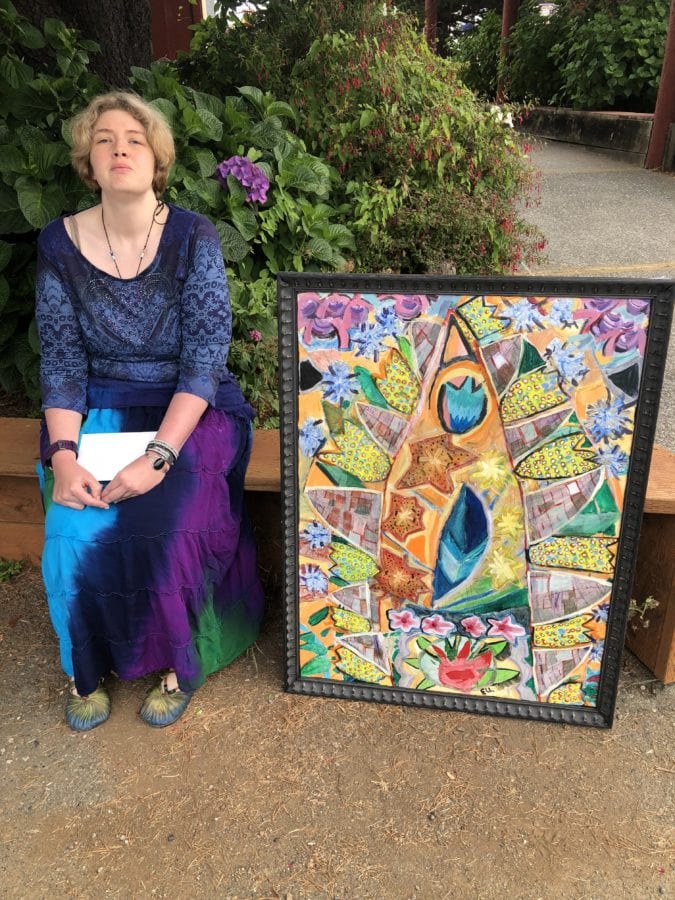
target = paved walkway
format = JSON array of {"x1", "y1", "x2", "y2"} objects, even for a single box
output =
[{"x1": 522, "y1": 141, "x2": 675, "y2": 451}]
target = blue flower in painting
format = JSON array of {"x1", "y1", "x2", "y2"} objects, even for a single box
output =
[
  {"x1": 594, "y1": 444, "x2": 629, "y2": 478},
  {"x1": 585, "y1": 396, "x2": 631, "y2": 444},
  {"x1": 375, "y1": 304, "x2": 402, "y2": 338},
  {"x1": 299, "y1": 418, "x2": 325, "y2": 457},
  {"x1": 506, "y1": 298, "x2": 545, "y2": 332},
  {"x1": 546, "y1": 298, "x2": 576, "y2": 328},
  {"x1": 299, "y1": 564, "x2": 328, "y2": 594},
  {"x1": 544, "y1": 338, "x2": 589, "y2": 385},
  {"x1": 321, "y1": 361, "x2": 359, "y2": 405},
  {"x1": 591, "y1": 603, "x2": 609, "y2": 623},
  {"x1": 300, "y1": 520, "x2": 331, "y2": 549},
  {"x1": 351, "y1": 323, "x2": 387, "y2": 361},
  {"x1": 590, "y1": 640, "x2": 605, "y2": 662}
]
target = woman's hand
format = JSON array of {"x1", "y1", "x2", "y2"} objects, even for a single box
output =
[
  {"x1": 101, "y1": 455, "x2": 167, "y2": 504},
  {"x1": 51, "y1": 456, "x2": 110, "y2": 510}
]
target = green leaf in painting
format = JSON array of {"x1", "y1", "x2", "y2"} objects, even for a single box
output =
[
  {"x1": 300, "y1": 655, "x2": 329, "y2": 677},
  {"x1": 308, "y1": 606, "x2": 330, "y2": 626},
  {"x1": 416, "y1": 677, "x2": 437, "y2": 691},
  {"x1": 316, "y1": 461, "x2": 364, "y2": 488},
  {"x1": 397, "y1": 335, "x2": 415, "y2": 370}
]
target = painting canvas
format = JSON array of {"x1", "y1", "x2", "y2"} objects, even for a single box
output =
[{"x1": 278, "y1": 275, "x2": 673, "y2": 727}]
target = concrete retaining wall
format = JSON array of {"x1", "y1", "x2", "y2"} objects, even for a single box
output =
[{"x1": 519, "y1": 107, "x2": 654, "y2": 165}]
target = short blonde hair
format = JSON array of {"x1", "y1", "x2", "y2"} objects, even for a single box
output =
[{"x1": 70, "y1": 92, "x2": 175, "y2": 195}]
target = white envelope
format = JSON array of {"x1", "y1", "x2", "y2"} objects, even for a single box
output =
[{"x1": 78, "y1": 431, "x2": 157, "y2": 482}]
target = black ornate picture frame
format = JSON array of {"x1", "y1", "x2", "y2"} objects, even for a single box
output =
[{"x1": 278, "y1": 274, "x2": 673, "y2": 727}]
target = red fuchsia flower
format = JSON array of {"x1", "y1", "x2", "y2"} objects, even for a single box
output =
[
  {"x1": 297, "y1": 292, "x2": 372, "y2": 348},
  {"x1": 249, "y1": 329, "x2": 262, "y2": 342},
  {"x1": 388, "y1": 608, "x2": 422, "y2": 633},
  {"x1": 421, "y1": 615, "x2": 456, "y2": 637},
  {"x1": 486, "y1": 614, "x2": 526, "y2": 643},
  {"x1": 461, "y1": 615, "x2": 486, "y2": 638},
  {"x1": 430, "y1": 643, "x2": 493, "y2": 692}
]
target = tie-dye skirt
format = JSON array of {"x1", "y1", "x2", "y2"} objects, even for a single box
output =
[{"x1": 38, "y1": 392, "x2": 265, "y2": 697}]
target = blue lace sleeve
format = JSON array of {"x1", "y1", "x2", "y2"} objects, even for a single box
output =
[
  {"x1": 35, "y1": 240, "x2": 89, "y2": 414},
  {"x1": 175, "y1": 218, "x2": 232, "y2": 405}
]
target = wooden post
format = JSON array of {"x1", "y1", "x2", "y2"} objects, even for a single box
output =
[
  {"x1": 424, "y1": 0, "x2": 438, "y2": 52},
  {"x1": 496, "y1": 0, "x2": 520, "y2": 102},
  {"x1": 645, "y1": 0, "x2": 675, "y2": 169}
]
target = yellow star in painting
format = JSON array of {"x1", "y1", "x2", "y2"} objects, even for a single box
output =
[
  {"x1": 382, "y1": 494, "x2": 426, "y2": 542},
  {"x1": 494, "y1": 507, "x2": 524, "y2": 543},
  {"x1": 471, "y1": 451, "x2": 510, "y2": 493},
  {"x1": 397, "y1": 434, "x2": 474, "y2": 493},
  {"x1": 486, "y1": 549, "x2": 525, "y2": 590}
]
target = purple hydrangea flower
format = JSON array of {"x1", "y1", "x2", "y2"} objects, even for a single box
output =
[
  {"x1": 216, "y1": 155, "x2": 270, "y2": 203},
  {"x1": 321, "y1": 361, "x2": 359, "y2": 405}
]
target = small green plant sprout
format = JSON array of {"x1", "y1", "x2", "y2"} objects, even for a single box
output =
[
  {"x1": 628, "y1": 595, "x2": 659, "y2": 629},
  {"x1": 0, "y1": 558, "x2": 24, "y2": 582}
]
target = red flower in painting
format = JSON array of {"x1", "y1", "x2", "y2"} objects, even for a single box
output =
[
  {"x1": 421, "y1": 615, "x2": 455, "y2": 637},
  {"x1": 431, "y1": 644, "x2": 493, "y2": 692}
]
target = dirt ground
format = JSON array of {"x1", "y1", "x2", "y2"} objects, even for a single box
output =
[{"x1": 0, "y1": 558, "x2": 673, "y2": 900}]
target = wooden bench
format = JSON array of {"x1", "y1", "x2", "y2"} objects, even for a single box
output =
[{"x1": 1, "y1": 417, "x2": 674, "y2": 682}]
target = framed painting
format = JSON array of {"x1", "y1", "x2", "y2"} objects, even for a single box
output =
[{"x1": 277, "y1": 274, "x2": 673, "y2": 727}]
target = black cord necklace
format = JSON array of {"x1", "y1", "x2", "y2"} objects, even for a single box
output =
[{"x1": 101, "y1": 201, "x2": 164, "y2": 278}]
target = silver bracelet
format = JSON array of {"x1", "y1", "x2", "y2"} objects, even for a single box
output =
[{"x1": 146, "y1": 439, "x2": 179, "y2": 466}]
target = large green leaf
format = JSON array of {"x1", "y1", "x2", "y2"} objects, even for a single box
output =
[
  {"x1": 194, "y1": 107, "x2": 223, "y2": 142},
  {"x1": 192, "y1": 90, "x2": 223, "y2": 118},
  {"x1": 0, "y1": 241, "x2": 11, "y2": 272},
  {"x1": 15, "y1": 19, "x2": 46, "y2": 50},
  {"x1": 149, "y1": 98, "x2": 177, "y2": 127},
  {"x1": 238, "y1": 85, "x2": 265, "y2": 114},
  {"x1": 0, "y1": 275, "x2": 8, "y2": 314},
  {"x1": 265, "y1": 101, "x2": 297, "y2": 121},
  {"x1": 0, "y1": 54, "x2": 34, "y2": 88},
  {"x1": 10, "y1": 83, "x2": 55, "y2": 121},
  {"x1": 15, "y1": 176, "x2": 66, "y2": 229},
  {"x1": 215, "y1": 221, "x2": 249, "y2": 262},
  {"x1": 37, "y1": 143, "x2": 71, "y2": 176},
  {"x1": 189, "y1": 147, "x2": 217, "y2": 178},
  {"x1": 231, "y1": 207, "x2": 258, "y2": 242},
  {"x1": 0, "y1": 144, "x2": 26, "y2": 174},
  {"x1": 307, "y1": 237, "x2": 337, "y2": 264},
  {"x1": 250, "y1": 117, "x2": 284, "y2": 150},
  {"x1": 0, "y1": 183, "x2": 31, "y2": 234}
]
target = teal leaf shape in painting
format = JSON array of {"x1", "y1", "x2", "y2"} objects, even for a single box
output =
[
  {"x1": 432, "y1": 485, "x2": 489, "y2": 602},
  {"x1": 437, "y1": 377, "x2": 487, "y2": 434}
]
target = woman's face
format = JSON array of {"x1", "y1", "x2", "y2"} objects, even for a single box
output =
[{"x1": 89, "y1": 108, "x2": 156, "y2": 197}]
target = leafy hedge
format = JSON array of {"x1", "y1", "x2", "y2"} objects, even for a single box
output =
[{"x1": 453, "y1": 0, "x2": 669, "y2": 111}]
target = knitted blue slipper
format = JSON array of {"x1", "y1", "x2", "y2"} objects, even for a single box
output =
[
  {"x1": 65, "y1": 681, "x2": 111, "y2": 732},
  {"x1": 139, "y1": 675, "x2": 193, "y2": 728}
]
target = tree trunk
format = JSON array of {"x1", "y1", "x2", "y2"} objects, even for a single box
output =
[
  {"x1": 645, "y1": 0, "x2": 675, "y2": 169},
  {"x1": 425, "y1": 0, "x2": 439, "y2": 51},
  {"x1": 14, "y1": 0, "x2": 152, "y2": 88}
]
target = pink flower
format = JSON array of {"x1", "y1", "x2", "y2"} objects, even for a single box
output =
[
  {"x1": 461, "y1": 615, "x2": 486, "y2": 638},
  {"x1": 486, "y1": 614, "x2": 526, "y2": 643},
  {"x1": 249, "y1": 329, "x2": 262, "y2": 342},
  {"x1": 379, "y1": 293, "x2": 429, "y2": 321},
  {"x1": 421, "y1": 614, "x2": 456, "y2": 637},
  {"x1": 387, "y1": 609, "x2": 421, "y2": 633}
]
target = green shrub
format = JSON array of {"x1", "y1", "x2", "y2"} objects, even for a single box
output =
[
  {"x1": 0, "y1": 2, "x2": 354, "y2": 424},
  {"x1": 452, "y1": 10, "x2": 502, "y2": 100},
  {"x1": 177, "y1": 0, "x2": 387, "y2": 100},
  {"x1": 551, "y1": 0, "x2": 668, "y2": 111},
  {"x1": 291, "y1": 20, "x2": 544, "y2": 275}
]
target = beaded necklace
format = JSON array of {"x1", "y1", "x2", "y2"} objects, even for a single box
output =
[{"x1": 101, "y1": 201, "x2": 164, "y2": 279}]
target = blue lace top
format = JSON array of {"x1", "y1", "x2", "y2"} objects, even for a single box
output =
[{"x1": 35, "y1": 204, "x2": 247, "y2": 416}]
